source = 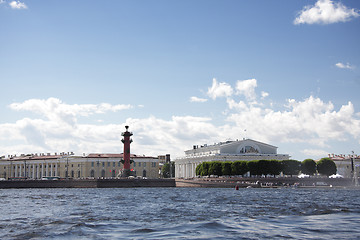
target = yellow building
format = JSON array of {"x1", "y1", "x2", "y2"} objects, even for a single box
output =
[{"x1": 0, "y1": 152, "x2": 160, "y2": 179}]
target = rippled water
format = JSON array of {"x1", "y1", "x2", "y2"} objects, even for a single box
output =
[{"x1": 1, "y1": 187, "x2": 360, "y2": 239}]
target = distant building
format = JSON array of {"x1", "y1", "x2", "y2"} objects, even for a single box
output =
[
  {"x1": 175, "y1": 139, "x2": 289, "y2": 178},
  {"x1": 0, "y1": 152, "x2": 160, "y2": 179},
  {"x1": 328, "y1": 154, "x2": 360, "y2": 178}
]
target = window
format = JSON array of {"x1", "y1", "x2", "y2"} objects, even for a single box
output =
[
  {"x1": 138, "y1": 162, "x2": 141, "y2": 167},
  {"x1": 240, "y1": 146, "x2": 259, "y2": 154},
  {"x1": 91, "y1": 162, "x2": 94, "y2": 167},
  {"x1": 112, "y1": 170, "x2": 116, "y2": 177},
  {"x1": 77, "y1": 171, "x2": 81, "y2": 178},
  {"x1": 90, "y1": 170, "x2": 95, "y2": 177},
  {"x1": 118, "y1": 162, "x2": 120, "y2": 167},
  {"x1": 71, "y1": 170, "x2": 74, "y2": 178},
  {"x1": 143, "y1": 162, "x2": 146, "y2": 167},
  {"x1": 102, "y1": 162, "x2": 105, "y2": 167},
  {"x1": 101, "y1": 170, "x2": 105, "y2": 178},
  {"x1": 107, "y1": 162, "x2": 110, "y2": 167},
  {"x1": 113, "y1": 162, "x2": 115, "y2": 167}
]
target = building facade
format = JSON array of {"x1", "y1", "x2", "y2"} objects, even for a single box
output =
[
  {"x1": 0, "y1": 153, "x2": 160, "y2": 179},
  {"x1": 328, "y1": 154, "x2": 360, "y2": 178},
  {"x1": 175, "y1": 139, "x2": 289, "y2": 178}
]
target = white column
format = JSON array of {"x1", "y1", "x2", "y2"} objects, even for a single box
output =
[
  {"x1": 51, "y1": 163, "x2": 53, "y2": 177},
  {"x1": 41, "y1": 163, "x2": 44, "y2": 177},
  {"x1": 36, "y1": 164, "x2": 39, "y2": 179},
  {"x1": 184, "y1": 163, "x2": 187, "y2": 178},
  {"x1": 190, "y1": 163, "x2": 193, "y2": 178},
  {"x1": 55, "y1": 163, "x2": 58, "y2": 177}
]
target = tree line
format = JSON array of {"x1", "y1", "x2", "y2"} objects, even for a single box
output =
[{"x1": 195, "y1": 158, "x2": 337, "y2": 177}]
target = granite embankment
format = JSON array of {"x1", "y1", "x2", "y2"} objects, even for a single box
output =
[
  {"x1": 175, "y1": 177, "x2": 356, "y2": 188},
  {"x1": 0, "y1": 178, "x2": 176, "y2": 188},
  {"x1": 0, "y1": 177, "x2": 356, "y2": 188}
]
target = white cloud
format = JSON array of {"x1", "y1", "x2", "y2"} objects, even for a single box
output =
[
  {"x1": 335, "y1": 62, "x2": 355, "y2": 69},
  {"x1": 0, "y1": 98, "x2": 218, "y2": 158},
  {"x1": 225, "y1": 96, "x2": 360, "y2": 148},
  {"x1": 261, "y1": 91, "x2": 269, "y2": 99},
  {"x1": 9, "y1": 1, "x2": 27, "y2": 9},
  {"x1": 302, "y1": 149, "x2": 329, "y2": 157},
  {"x1": 190, "y1": 96, "x2": 208, "y2": 103},
  {"x1": 9, "y1": 98, "x2": 132, "y2": 126},
  {"x1": 294, "y1": 0, "x2": 360, "y2": 25},
  {"x1": 235, "y1": 79, "x2": 257, "y2": 101},
  {"x1": 207, "y1": 78, "x2": 233, "y2": 100},
  {"x1": 1, "y1": 82, "x2": 360, "y2": 161}
]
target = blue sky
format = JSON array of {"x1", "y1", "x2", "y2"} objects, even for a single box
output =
[{"x1": 0, "y1": 0, "x2": 359, "y2": 160}]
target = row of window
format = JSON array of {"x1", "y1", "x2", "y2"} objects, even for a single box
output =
[{"x1": 90, "y1": 162, "x2": 157, "y2": 168}]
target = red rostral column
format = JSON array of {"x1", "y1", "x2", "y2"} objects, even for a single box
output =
[{"x1": 121, "y1": 125, "x2": 133, "y2": 177}]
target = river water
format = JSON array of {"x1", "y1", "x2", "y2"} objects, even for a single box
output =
[{"x1": 0, "y1": 187, "x2": 360, "y2": 239}]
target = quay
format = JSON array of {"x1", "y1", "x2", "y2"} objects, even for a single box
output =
[
  {"x1": 0, "y1": 178, "x2": 176, "y2": 189},
  {"x1": 175, "y1": 177, "x2": 356, "y2": 188},
  {"x1": 0, "y1": 177, "x2": 357, "y2": 189}
]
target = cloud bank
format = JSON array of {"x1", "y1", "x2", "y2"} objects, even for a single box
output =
[
  {"x1": 1, "y1": 80, "x2": 359, "y2": 160},
  {"x1": 294, "y1": 0, "x2": 360, "y2": 25}
]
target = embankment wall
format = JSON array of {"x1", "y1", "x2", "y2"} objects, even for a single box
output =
[
  {"x1": 0, "y1": 179, "x2": 176, "y2": 188},
  {"x1": 175, "y1": 177, "x2": 355, "y2": 188}
]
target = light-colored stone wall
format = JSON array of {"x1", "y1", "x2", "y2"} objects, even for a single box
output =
[{"x1": 0, "y1": 155, "x2": 160, "y2": 179}]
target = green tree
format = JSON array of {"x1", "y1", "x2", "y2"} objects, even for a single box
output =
[
  {"x1": 209, "y1": 161, "x2": 223, "y2": 176},
  {"x1": 162, "y1": 162, "x2": 175, "y2": 178},
  {"x1": 231, "y1": 161, "x2": 249, "y2": 176},
  {"x1": 258, "y1": 160, "x2": 271, "y2": 175},
  {"x1": 317, "y1": 158, "x2": 337, "y2": 176},
  {"x1": 222, "y1": 161, "x2": 232, "y2": 176},
  {"x1": 162, "y1": 163, "x2": 170, "y2": 178},
  {"x1": 196, "y1": 163, "x2": 203, "y2": 176},
  {"x1": 301, "y1": 159, "x2": 317, "y2": 175},
  {"x1": 269, "y1": 160, "x2": 282, "y2": 176},
  {"x1": 282, "y1": 160, "x2": 301, "y2": 177},
  {"x1": 247, "y1": 160, "x2": 261, "y2": 176},
  {"x1": 201, "y1": 162, "x2": 210, "y2": 176}
]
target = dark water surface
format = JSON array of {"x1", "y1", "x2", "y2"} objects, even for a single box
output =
[{"x1": 0, "y1": 187, "x2": 360, "y2": 239}]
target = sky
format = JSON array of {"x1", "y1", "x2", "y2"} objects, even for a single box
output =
[{"x1": 0, "y1": 0, "x2": 359, "y2": 161}]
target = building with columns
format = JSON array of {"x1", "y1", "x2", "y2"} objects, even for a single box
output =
[
  {"x1": 0, "y1": 152, "x2": 161, "y2": 179},
  {"x1": 175, "y1": 139, "x2": 289, "y2": 179},
  {"x1": 328, "y1": 153, "x2": 360, "y2": 178}
]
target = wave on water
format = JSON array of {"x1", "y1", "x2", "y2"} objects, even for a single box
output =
[{"x1": 0, "y1": 188, "x2": 360, "y2": 239}]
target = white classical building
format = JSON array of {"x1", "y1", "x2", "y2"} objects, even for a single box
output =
[
  {"x1": 175, "y1": 139, "x2": 289, "y2": 178},
  {"x1": 328, "y1": 154, "x2": 360, "y2": 178}
]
